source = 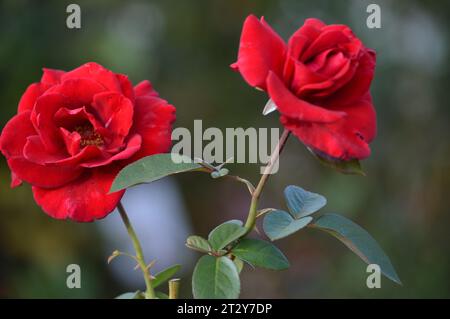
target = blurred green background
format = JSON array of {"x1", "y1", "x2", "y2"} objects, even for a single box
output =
[{"x1": 1, "y1": 0, "x2": 449, "y2": 298}]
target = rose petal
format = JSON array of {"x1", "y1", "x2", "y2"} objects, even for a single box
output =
[
  {"x1": 32, "y1": 167, "x2": 124, "y2": 222},
  {"x1": 0, "y1": 111, "x2": 37, "y2": 188},
  {"x1": 232, "y1": 15, "x2": 287, "y2": 90},
  {"x1": 299, "y1": 56, "x2": 354, "y2": 97},
  {"x1": 307, "y1": 49, "x2": 344, "y2": 76},
  {"x1": 30, "y1": 93, "x2": 67, "y2": 153},
  {"x1": 92, "y1": 92, "x2": 134, "y2": 138},
  {"x1": 128, "y1": 96, "x2": 175, "y2": 162},
  {"x1": 23, "y1": 135, "x2": 66, "y2": 164},
  {"x1": 7, "y1": 157, "x2": 83, "y2": 188},
  {"x1": 48, "y1": 145, "x2": 103, "y2": 167},
  {"x1": 54, "y1": 107, "x2": 104, "y2": 133},
  {"x1": 54, "y1": 107, "x2": 117, "y2": 151},
  {"x1": 287, "y1": 18, "x2": 326, "y2": 57},
  {"x1": 0, "y1": 111, "x2": 36, "y2": 158},
  {"x1": 324, "y1": 24, "x2": 362, "y2": 58},
  {"x1": 116, "y1": 73, "x2": 135, "y2": 102},
  {"x1": 61, "y1": 62, "x2": 122, "y2": 93},
  {"x1": 17, "y1": 83, "x2": 50, "y2": 113},
  {"x1": 2, "y1": 114, "x2": 81, "y2": 186},
  {"x1": 60, "y1": 128, "x2": 81, "y2": 156},
  {"x1": 11, "y1": 172, "x2": 22, "y2": 188},
  {"x1": 45, "y1": 78, "x2": 105, "y2": 108},
  {"x1": 324, "y1": 49, "x2": 376, "y2": 106},
  {"x1": 304, "y1": 60, "x2": 354, "y2": 98},
  {"x1": 301, "y1": 30, "x2": 351, "y2": 62},
  {"x1": 290, "y1": 60, "x2": 332, "y2": 96},
  {"x1": 281, "y1": 94, "x2": 376, "y2": 160},
  {"x1": 266, "y1": 72, "x2": 345, "y2": 123},
  {"x1": 299, "y1": 18, "x2": 326, "y2": 35},
  {"x1": 283, "y1": 34, "x2": 311, "y2": 82},
  {"x1": 289, "y1": 19, "x2": 325, "y2": 49},
  {"x1": 80, "y1": 134, "x2": 142, "y2": 168},
  {"x1": 41, "y1": 68, "x2": 65, "y2": 85},
  {"x1": 134, "y1": 80, "x2": 159, "y2": 97}
]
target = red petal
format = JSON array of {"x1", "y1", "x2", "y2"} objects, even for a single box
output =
[
  {"x1": 287, "y1": 18, "x2": 325, "y2": 52},
  {"x1": 128, "y1": 96, "x2": 175, "y2": 161},
  {"x1": 32, "y1": 167, "x2": 125, "y2": 222},
  {"x1": 61, "y1": 62, "x2": 121, "y2": 92},
  {"x1": 30, "y1": 93, "x2": 67, "y2": 153},
  {"x1": 0, "y1": 111, "x2": 36, "y2": 158},
  {"x1": 54, "y1": 107, "x2": 104, "y2": 133},
  {"x1": 11, "y1": 172, "x2": 22, "y2": 188},
  {"x1": 134, "y1": 80, "x2": 158, "y2": 97},
  {"x1": 301, "y1": 30, "x2": 351, "y2": 62},
  {"x1": 23, "y1": 135, "x2": 66, "y2": 164},
  {"x1": 325, "y1": 49, "x2": 376, "y2": 106},
  {"x1": 266, "y1": 72, "x2": 345, "y2": 123},
  {"x1": 17, "y1": 83, "x2": 50, "y2": 113},
  {"x1": 7, "y1": 157, "x2": 83, "y2": 188},
  {"x1": 323, "y1": 24, "x2": 362, "y2": 55},
  {"x1": 281, "y1": 94, "x2": 376, "y2": 160},
  {"x1": 46, "y1": 78, "x2": 105, "y2": 108},
  {"x1": 283, "y1": 35, "x2": 310, "y2": 83},
  {"x1": 233, "y1": 15, "x2": 286, "y2": 90},
  {"x1": 1, "y1": 111, "x2": 82, "y2": 187},
  {"x1": 60, "y1": 128, "x2": 81, "y2": 156},
  {"x1": 92, "y1": 92, "x2": 134, "y2": 137},
  {"x1": 287, "y1": 18, "x2": 326, "y2": 57},
  {"x1": 290, "y1": 60, "x2": 332, "y2": 96},
  {"x1": 54, "y1": 106, "x2": 117, "y2": 159},
  {"x1": 41, "y1": 68, "x2": 65, "y2": 85},
  {"x1": 81, "y1": 134, "x2": 142, "y2": 168},
  {"x1": 116, "y1": 73, "x2": 135, "y2": 101},
  {"x1": 301, "y1": 18, "x2": 326, "y2": 33},
  {"x1": 48, "y1": 145, "x2": 103, "y2": 167}
]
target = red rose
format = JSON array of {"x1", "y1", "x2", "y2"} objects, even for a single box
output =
[
  {"x1": 232, "y1": 15, "x2": 376, "y2": 160},
  {"x1": 0, "y1": 62, "x2": 175, "y2": 222}
]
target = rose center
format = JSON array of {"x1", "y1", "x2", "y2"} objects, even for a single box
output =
[{"x1": 74, "y1": 124, "x2": 104, "y2": 147}]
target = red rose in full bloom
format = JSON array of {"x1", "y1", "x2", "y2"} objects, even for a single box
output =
[
  {"x1": 232, "y1": 15, "x2": 377, "y2": 160},
  {"x1": 0, "y1": 62, "x2": 175, "y2": 222}
]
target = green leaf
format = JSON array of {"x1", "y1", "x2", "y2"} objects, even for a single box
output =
[
  {"x1": 152, "y1": 264, "x2": 181, "y2": 288},
  {"x1": 308, "y1": 148, "x2": 365, "y2": 176},
  {"x1": 233, "y1": 257, "x2": 244, "y2": 274},
  {"x1": 110, "y1": 153, "x2": 202, "y2": 192},
  {"x1": 284, "y1": 185, "x2": 327, "y2": 218},
  {"x1": 310, "y1": 213, "x2": 401, "y2": 284},
  {"x1": 115, "y1": 291, "x2": 143, "y2": 299},
  {"x1": 186, "y1": 235, "x2": 211, "y2": 253},
  {"x1": 232, "y1": 238, "x2": 289, "y2": 270},
  {"x1": 155, "y1": 291, "x2": 169, "y2": 299},
  {"x1": 208, "y1": 220, "x2": 246, "y2": 251},
  {"x1": 192, "y1": 255, "x2": 240, "y2": 299},
  {"x1": 263, "y1": 210, "x2": 312, "y2": 241}
]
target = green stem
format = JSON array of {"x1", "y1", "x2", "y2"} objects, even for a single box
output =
[
  {"x1": 117, "y1": 202, "x2": 156, "y2": 299},
  {"x1": 244, "y1": 129, "x2": 291, "y2": 233}
]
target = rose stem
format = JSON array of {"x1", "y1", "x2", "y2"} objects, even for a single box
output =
[
  {"x1": 117, "y1": 201, "x2": 156, "y2": 299},
  {"x1": 243, "y1": 128, "x2": 291, "y2": 234}
]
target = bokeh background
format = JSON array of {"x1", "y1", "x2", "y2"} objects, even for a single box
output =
[{"x1": 1, "y1": 0, "x2": 449, "y2": 298}]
